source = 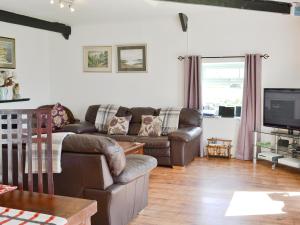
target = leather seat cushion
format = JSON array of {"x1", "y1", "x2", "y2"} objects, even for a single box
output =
[
  {"x1": 144, "y1": 148, "x2": 170, "y2": 157},
  {"x1": 89, "y1": 133, "x2": 170, "y2": 149},
  {"x1": 114, "y1": 154, "x2": 157, "y2": 184},
  {"x1": 103, "y1": 134, "x2": 137, "y2": 142},
  {"x1": 135, "y1": 136, "x2": 170, "y2": 148}
]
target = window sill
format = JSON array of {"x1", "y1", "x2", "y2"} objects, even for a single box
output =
[{"x1": 203, "y1": 116, "x2": 241, "y2": 120}]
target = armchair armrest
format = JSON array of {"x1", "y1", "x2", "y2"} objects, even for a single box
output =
[
  {"x1": 168, "y1": 127, "x2": 202, "y2": 142},
  {"x1": 114, "y1": 155, "x2": 157, "y2": 184},
  {"x1": 59, "y1": 121, "x2": 97, "y2": 134}
]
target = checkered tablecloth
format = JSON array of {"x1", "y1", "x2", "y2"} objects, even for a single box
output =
[
  {"x1": 0, "y1": 207, "x2": 67, "y2": 225},
  {"x1": 0, "y1": 185, "x2": 17, "y2": 195}
]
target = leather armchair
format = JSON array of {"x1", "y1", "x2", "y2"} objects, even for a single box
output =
[{"x1": 54, "y1": 135, "x2": 157, "y2": 225}]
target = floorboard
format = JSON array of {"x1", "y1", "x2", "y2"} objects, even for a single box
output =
[{"x1": 130, "y1": 158, "x2": 300, "y2": 225}]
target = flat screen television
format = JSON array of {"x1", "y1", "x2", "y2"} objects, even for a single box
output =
[{"x1": 264, "y1": 88, "x2": 300, "y2": 133}]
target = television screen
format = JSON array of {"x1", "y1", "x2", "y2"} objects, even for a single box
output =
[{"x1": 264, "y1": 89, "x2": 300, "y2": 130}]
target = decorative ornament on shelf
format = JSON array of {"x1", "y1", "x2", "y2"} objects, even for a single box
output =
[
  {"x1": 50, "y1": 0, "x2": 75, "y2": 12},
  {"x1": 0, "y1": 70, "x2": 21, "y2": 100}
]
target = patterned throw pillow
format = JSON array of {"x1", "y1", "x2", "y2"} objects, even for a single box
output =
[
  {"x1": 138, "y1": 115, "x2": 163, "y2": 137},
  {"x1": 108, "y1": 116, "x2": 131, "y2": 135},
  {"x1": 51, "y1": 103, "x2": 70, "y2": 131}
]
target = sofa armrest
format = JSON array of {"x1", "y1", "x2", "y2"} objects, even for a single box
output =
[
  {"x1": 62, "y1": 134, "x2": 126, "y2": 176},
  {"x1": 168, "y1": 127, "x2": 202, "y2": 142},
  {"x1": 113, "y1": 155, "x2": 157, "y2": 184},
  {"x1": 59, "y1": 121, "x2": 97, "y2": 134}
]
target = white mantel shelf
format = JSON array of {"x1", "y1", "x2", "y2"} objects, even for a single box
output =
[{"x1": 0, "y1": 98, "x2": 30, "y2": 103}]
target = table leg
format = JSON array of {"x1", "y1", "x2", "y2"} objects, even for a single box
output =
[{"x1": 253, "y1": 131, "x2": 257, "y2": 164}]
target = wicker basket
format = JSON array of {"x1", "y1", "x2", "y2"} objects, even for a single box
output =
[{"x1": 206, "y1": 138, "x2": 232, "y2": 158}]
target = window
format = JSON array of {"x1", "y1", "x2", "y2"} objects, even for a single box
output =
[{"x1": 202, "y1": 61, "x2": 244, "y2": 116}]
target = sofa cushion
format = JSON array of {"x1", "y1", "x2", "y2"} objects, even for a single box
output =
[
  {"x1": 128, "y1": 107, "x2": 160, "y2": 135},
  {"x1": 59, "y1": 122, "x2": 97, "y2": 134},
  {"x1": 51, "y1": 103, "x2": 70, "y2": 131},
  {"x1": 130, "y1": 107, "x2": 160, "y2": 123},
  {"x1": 95, "y1": 104, "x2": 119, "y2": 133},
  {"x1": 114, "y1": 154, "x2": 157, "y2": 184},
  {"x1": 179, "y1": 108, "x2": 202, "y2": 128},
  {"x1": 135, "y1": 136, "x2": 170, "y2": 149},
  {"x1": 115, "y1": 106, "x2": 132, "y2": 117},
  {"x1": 62, "y1": 134, "x2": 126, "y2": 176},
  {"x1": 85, "y1": 105, "x2": 100, "y2": 124},
  {"x1": 108, "y1": 116, "x2": 131, "y2": 135},
  {"x1": 138, "y1": 115, "x2": 162, "y2": 137},
  {"x1": 38, "y1": 104, "x2": 76, "y2": 124}
]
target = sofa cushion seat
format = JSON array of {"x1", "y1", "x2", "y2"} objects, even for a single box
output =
[
  {"x1": 101, "y1": 134, "x2": 137, "y2": 142},
  {"x1": 114, "y1": 154, "x2": 157, "y2": 184},
  {"x1": 144, "y1": 148, "x2": 170, "y2": 157},
  {"x1": 135, "y1": 136, "x2": 170, "y2": 149}
]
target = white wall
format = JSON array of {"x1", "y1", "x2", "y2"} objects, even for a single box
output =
[
  {"x1": 48, "y1": 17, "x2": 186, "y2": 118},
  {"x1": 0, "y1": 22, "x2": 51, "y2": 109},
  {"x1": 49, "y1": 8, "x2": 300, "y2": 120},
  {"x1": 1, "y1": 6, "x2": 299, "y2": 157},
  {"x1": 203, "y1": 118, "x2": 241, "y2": 157}
]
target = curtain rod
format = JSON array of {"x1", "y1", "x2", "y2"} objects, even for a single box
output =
[{"x1": 177, "y1": 54, "x2": 270, "y2": 61}]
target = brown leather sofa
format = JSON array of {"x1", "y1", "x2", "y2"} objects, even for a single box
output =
[{"x1": 61, "y1": 105, "x2": 203, "y2": 167}]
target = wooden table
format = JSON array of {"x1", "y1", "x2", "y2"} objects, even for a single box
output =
[
  {"x1": 118, "y1": 142, "x2": 145, "y2": 155},
  {"x1": 0, "y1": 190, "x2": 97, "y2": 225}
]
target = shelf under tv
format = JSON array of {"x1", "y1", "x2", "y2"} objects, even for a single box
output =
[{"x1": 254, "y1": 130, "x2": 300, "y2": 170}]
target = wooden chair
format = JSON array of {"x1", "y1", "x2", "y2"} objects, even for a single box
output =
[{"x1": 0, "y1": 109, "x2": 54, "y2": 194}]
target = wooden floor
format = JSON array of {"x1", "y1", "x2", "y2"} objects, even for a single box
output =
[{"x1": 130, "y1": 158, "x2": 300, "y2": 225}]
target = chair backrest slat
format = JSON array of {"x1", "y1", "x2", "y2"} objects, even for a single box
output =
[
  {"x1": 0, "y1": 117, "x2": 2, "y2": 184},
  {"x1": 7, "y1": 114, "x2": 13, "y2": 185},
  {"x1": 35, "y1": 111, "x2": 43, "y2": 193},
  {"x1": 27, "y1": 112, "x2": 33, "y2": 193},
  {"x1": 17, "y1": 113, "x2": 23, "y2": 191},
  {"x1": 0, "y1": 109, "x2": 53, "y2": 195},
  {"x1": 45, "y1": 111, "x2": 54, "y2": 195}
]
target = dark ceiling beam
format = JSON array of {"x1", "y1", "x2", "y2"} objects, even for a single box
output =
[
  {"x1": 158, "y1": 0, "x2": 292, "y2": 14},
  {"x1": 179, "y1": 13, "x2": 188, "y2": 32},
  {"x1": 0, "y1": 10, "x2": 71, "y2": 39}
]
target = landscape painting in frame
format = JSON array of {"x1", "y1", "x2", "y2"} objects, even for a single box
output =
[
  {"x1": 0, "y1": 37, "x2": 16, "y2": 69},
  {"x1": 83, "y1": 46, "x2": 112, "y2": 72},
  {"x1": 117, "y1": 45, "x2": 147, "y2": 72}
]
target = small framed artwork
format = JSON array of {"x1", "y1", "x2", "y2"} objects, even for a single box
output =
[
  {"x1": 117, "y1": 44, "x2": 147, "y2": 72},
  {"x1": 83, "y1": 46, "x2": 112, "y2": 72},
  {"x1": 0, "y1": 37, "x2": 16, "y2": 69}
]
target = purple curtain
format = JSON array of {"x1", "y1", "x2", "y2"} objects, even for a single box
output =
[
  {"x1": 184, "y1": 56, "x2": 202, "y2": 109},
  {"x1": 184, "y1": 56, "x2": 204, "y2": 157},
  {"x1": 236, "y1": 54, "x2": 262, "y2": 160}
]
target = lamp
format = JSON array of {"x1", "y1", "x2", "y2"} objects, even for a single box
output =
[{"x1": 50, "y1": 0, "x2": 75, "y2": 12}]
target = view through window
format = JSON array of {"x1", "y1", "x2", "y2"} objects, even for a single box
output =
[{"x1": 202, "y1": 61, "x2": 244, "y2": 116}]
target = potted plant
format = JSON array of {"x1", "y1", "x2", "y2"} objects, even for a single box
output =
[{"x1": 0, "y1": 71, "x2": 19, "y2": 100}]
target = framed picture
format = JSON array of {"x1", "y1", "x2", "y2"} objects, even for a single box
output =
[
  {"x1": 0, "y1": 37, "x2": 16, "y2": 69},
  {"x1": 117, "y1": 44, "x2": 147, "y2": 72},
  {"x1": 83, "y1": 46, "x2": 112, "y2": 72}
]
